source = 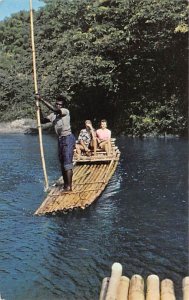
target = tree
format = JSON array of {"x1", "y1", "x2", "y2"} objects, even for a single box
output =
[{"x1": 0, "y1": 0, "x2": 188, "y2": 135}]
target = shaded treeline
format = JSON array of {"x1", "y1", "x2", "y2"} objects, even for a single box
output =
[{"x1": 0, "y1": 0, "x2": 188, "y2": 135}]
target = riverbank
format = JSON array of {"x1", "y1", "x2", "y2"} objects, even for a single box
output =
[
  {"x1": 0, "y1": 119, "x2": 52, "y2": 134},
  {"x1": 0, "y1": 118, "x2": 185, "y2": 138}
]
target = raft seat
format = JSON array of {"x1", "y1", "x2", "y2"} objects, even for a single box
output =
[
  {"x1": 73, "y1": 138, "x2": 119, "y2": 163},
  {"x1": 73, "y1": 149, "x2": 120, "y2": 163}
]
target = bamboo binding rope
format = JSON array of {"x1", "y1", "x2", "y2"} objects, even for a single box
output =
[
  {"x1": 183, "y1": 277, "x2": 189, "y2": 300},
  {"x1": 29, "y1": 0, "x2": 49, "y2": 190}
]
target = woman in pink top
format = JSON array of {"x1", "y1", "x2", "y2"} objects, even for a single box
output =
[{"x1": 96, "y1": 119, "x2": 112, "y2": 156}]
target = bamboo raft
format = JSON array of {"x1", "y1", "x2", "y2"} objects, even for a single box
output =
[
  {"x1": 99, "y1": 263, "x2": 189, "y2": 300},
  {"x1": 35, "y1": 139, "x2": 120, "y2": 215}
]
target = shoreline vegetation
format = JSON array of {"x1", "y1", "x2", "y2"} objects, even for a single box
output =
[
  {"x1": 0, "y1": 0, "x2": 188, "y2": 136},
  {"x1": 0, "y1": 118, "x2": 184, "y2": 138}
]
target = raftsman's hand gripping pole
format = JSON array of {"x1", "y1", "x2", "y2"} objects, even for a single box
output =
[{"x1": 29, "y1": 0, "x2": 49, "y2": 191}]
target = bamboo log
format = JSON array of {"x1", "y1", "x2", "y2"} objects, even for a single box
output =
[
  {"x1": 117, "y1": 276, "x2": 130, "y2": 300},
  {"x1": 83, "y1": 164, "x2": 106, "y2": 205},
  {"x1": 128, "y1": 275, "x2": 144, "y2": 300},
  {"x1": 183, "y1": 277, "x2": 189, "y2": 300},
  {"x1": 35, "y1": 157, "x2": 119, "y2": 214},
  {"x1": 161, "y1": 279, "x2": 176, "y2": 300},
  {"x1": 102, "y1": 159, "x2": 115, "y2": 183},
  {"x1": 29, "y1": 0, "x2": 49, "y2": 190},
  {"x1": 99, "y1": 277, "x2": 110, "y2": 300},
  {"x1": 146, "y1": 275, "x2": 160, "y2": 300},
  {"x1": 105, "y1": 262, "x2": 122, "y2": 300}
]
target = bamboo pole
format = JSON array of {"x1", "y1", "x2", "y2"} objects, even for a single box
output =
[
  {"x1": 183, "y1": 277, "x2": 189, "y2": 300},
  {"x1": 105, "y1": 262, "x2": 122, "y2": 300},
  {"x1": 128, "y1": 275, "x2": 145, "y2": 300},
  {"x1": 29, "y1": 0, "x2": 49, "y2": 190},
  {"x1": 146, "y1": 275, "x2": 160, "y2": 300},
  {"x1": 161, "y1": 279, "x2": 176, "y2": 300},
  {"x1": 99, "y1": 277, "x2": 110, "y2": 300},
  {"x1": 117, "y1": 276, "x2": 130, "y2": 300}
]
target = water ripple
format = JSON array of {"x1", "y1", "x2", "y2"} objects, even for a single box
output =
[{"x1": 0, "y1": 135, "x2": 187, "y2": 300}]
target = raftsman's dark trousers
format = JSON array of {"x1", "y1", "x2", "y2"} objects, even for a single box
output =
[{"x1": 58, "y1": 134, "x2": 75, "y2": 189}]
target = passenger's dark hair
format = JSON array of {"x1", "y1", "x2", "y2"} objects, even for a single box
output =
[{"x1": 85, "y1": 120, "x2": 92, "y2": 125}]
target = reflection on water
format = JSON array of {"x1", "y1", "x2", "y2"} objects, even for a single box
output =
[{"x1": 0, "y1": 134, "x2": 188, "y2": 299}]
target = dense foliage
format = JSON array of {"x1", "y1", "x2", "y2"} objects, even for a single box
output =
[{"x1": 0, "y1": 0, "x2": 188, "y2": 135}]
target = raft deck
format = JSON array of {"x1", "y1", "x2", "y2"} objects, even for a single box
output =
[
  {"x1": 35, "y1": 140, "x2": 120, "y2": 215},
  {"x1": 99, "y1": 262, "x2": 188, "y2": 300}
]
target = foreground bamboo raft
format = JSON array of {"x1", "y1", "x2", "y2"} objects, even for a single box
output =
[
  {"x1": 35, "y1": 139, "x2": 120, "y2": 215},
  {"x1": 99, "y1": 263, "x2": 189, "y2": 300}
]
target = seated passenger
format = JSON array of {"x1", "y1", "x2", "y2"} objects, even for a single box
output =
[
  {"x1": 75, "y1": 120, "x2": 97, "y2": 159},
  {"x1": 96, "y1": 119, "x2": 111, "y2": 156}
]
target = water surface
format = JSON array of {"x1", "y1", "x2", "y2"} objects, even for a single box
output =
[{"x1": 0, "y1": 134, "x2": 188, "y2": 299}]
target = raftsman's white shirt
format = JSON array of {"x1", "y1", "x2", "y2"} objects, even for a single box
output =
[{"x1": 47, "y1": 108, "x2": 71, "y2": 136}]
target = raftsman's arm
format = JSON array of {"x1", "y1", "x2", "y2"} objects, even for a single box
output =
[
  {"x1": 36, "y1": 94, "x2": 63, "y2": 115},
  {"x1": 39, "y1": 107, "x2": 51, "y2": 124}
]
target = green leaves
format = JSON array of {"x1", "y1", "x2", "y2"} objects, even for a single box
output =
[{"x1": 0, "y1": 0, "x2": 187, "y2": 135}]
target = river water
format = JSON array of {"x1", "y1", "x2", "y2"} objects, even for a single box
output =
[{"x1": 0, "y1": 134, "x2": 188, "y2": 300}]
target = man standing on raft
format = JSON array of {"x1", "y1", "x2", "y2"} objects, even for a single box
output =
[{"x1": 36, "y1": 94, "x2": 75, "y2": 191}]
